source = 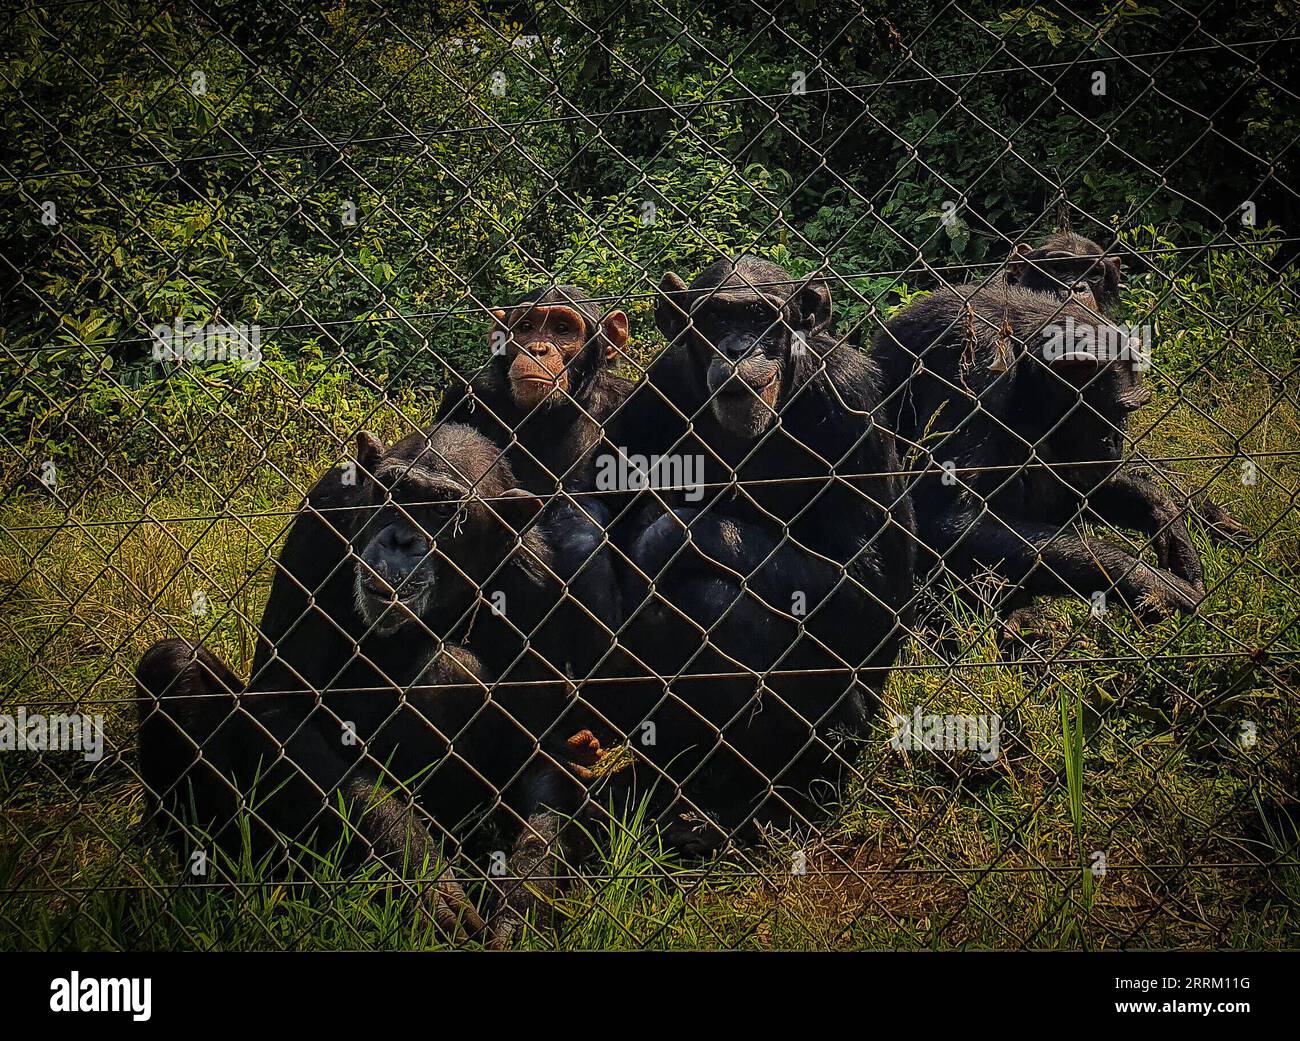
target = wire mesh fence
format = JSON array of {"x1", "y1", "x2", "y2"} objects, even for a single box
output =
[{"x1": 1, "y1": 0, "x2": 1297, "y2": 951}]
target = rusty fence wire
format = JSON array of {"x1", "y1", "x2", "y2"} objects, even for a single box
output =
[{"x1": 0, "y1": 0, "x2": 1298, "y2": 950}]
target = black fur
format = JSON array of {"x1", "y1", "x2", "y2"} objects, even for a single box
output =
[
  {"x1": 999, "y1": 230, "x2": 1247, "y2": 547},
  {"x1": 137, "y1": 424, "x2": 598, "y2": 882},
  {"x1": 429, "y1": 285, "x2": 634, "y2": 677},
  {"x1": 999, "y1": 231, "x2": 1123, "y2": 312},
  {"x1": 593, "y1": 256, "x2": 918, "y2": 847},
  {"x1": 873, "y1": 276, "x2": 1205, "y2": 618}
]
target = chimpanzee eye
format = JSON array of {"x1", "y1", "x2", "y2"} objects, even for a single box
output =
[
  {"x1": 700, "y1": 316, "x2": 728, "y2": 345},
  {"x1": 416, "y1": 502, "x2": 457, "y2": 534}
]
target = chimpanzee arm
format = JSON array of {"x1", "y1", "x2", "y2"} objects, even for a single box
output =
[
  {"x1": 490, "y1": 808, "x2": 591, "y2": 946},
  {"x1": 333, "y1": 770, "x2": 441, "y2": 873},
  {"x1": 1083, "y1": 470, "x2": 1204, "y2": 589},
  {"x1": 138, "y1": 640, "x2": 454, "y2": 894},
  {"x1": 542, "y1": 494, "x2": 624, "y2": 678},
  {"x1": 940, "y1": 511, "x2": 1204, "y2": 618},
  {"x1": 431, "y1": 379, "x2": 511, "y2": 440},
  {"x1": 631, "y1": 507, "x2": 844, "y2": 612},
  {"x1": 249, "y1": 464, "x2": 361, "y2": 693},
  {"x1": 1141, "y1": 462, "x2": 1250, "y2": 544}
]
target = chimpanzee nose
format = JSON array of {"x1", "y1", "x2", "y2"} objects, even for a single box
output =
[
  {"x1": 381, "y1": 525, "x2": 426, "y2": 557},
  {"x1": 720, "y1": 336, "x2": 752, "y2": 359}
]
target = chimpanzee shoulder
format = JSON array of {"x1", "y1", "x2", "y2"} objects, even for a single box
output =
[
  {"x1": 874, "y1": 283, "x2": 1100, "y2": 412},
  {"x1": 587, "y1": 371, "x2": 636, "y2": 421},
  {"x1": 249, "y1": 453, "x2": 368, "y2": 687},
  {"x1": 604, "y1": 348, "x2": 692, "y2": 458}
]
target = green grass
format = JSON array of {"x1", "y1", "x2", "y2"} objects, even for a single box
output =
[{"x1": 2, "y1": 257, "x2": 1299, "y2": 950}]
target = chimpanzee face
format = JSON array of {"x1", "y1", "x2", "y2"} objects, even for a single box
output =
[
  {"x1": 1100, "y1": 357, "x2": 1152, "y2": 414},
  {"x1": 352, "y1": 464, "x2": 471, "y2": 634},
  {"x1": 489, "y1": 299, "x2": 630, "y2": 411},
  {"x1": 693, "y1": 291, "x2": 789, "y2": 437},
  {"x1": 494, "y1": 303, "x2": 588, "y2": 410},
  {"x1": 1045, "y1": 349, "x2": 1152, "y2": 455},
  {"x1": 348, "y1": 430, "x2": 541, "y2": 636},
  {"x1": 1028, "y1": 347, "x2": 1150, "y2": 476},
  {"x1": 1007, "y1": 240, "x2": 1122, "y2": 313},
  {"x1": 657, "y1": 259, "x2": 832, "y2": 439}
]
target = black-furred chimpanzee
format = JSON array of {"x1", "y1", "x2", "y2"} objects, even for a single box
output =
[
  {"x1": 872, "y1": 236, "x2": 1207, "y2": 621},
  {"x1": 588, "y1": 255, "x2": 918, "y2": 851},
  {"x1": 998, "y1": 230, "x2": 1123, "y2": 312},
  {"x1": 431, "y1": 284, "x2": 637, "y2": 669},
  {"x1": 153, "y1": 287, "x2": 639, "y2": 940},
  {"x1": 136, "y1": 423, "x2": 606, "y2": 941},
  {"x1": 997, "y1": 230, "x2": 1247, "y2": 544}
]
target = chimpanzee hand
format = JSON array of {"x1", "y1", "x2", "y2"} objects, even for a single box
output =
[
  {"x1": 1148, "y1": 518, "x2": 1205, "y2": 591},
  {"x1": 1086, "y1": 472, "x2": 1204, "y2": 589},
  {"x1": 632, "y1": 506, "x2": 839, "y2": 607},
  {"x1": 418, "y1": 869, "x2": 497, "y2": 947},
  {"x1": 489, "y1": 809, "x2": 580, "y2": 948},
  {"x1": 1131, "y1": 563, "x2": 1206, "y2": 622},
  {"x1": 632, "y1": 507, "x2": 769, "y2": 580},
  {"x1": 1194, "y1": 498, "x2": 1250, "y2": 545}
]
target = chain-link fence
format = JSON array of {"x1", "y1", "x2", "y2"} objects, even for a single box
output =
[{"x1": 1, "y1": 0, "x2": 1297, "y2": 951}]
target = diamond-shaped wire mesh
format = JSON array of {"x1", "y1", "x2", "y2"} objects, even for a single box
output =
[{"x1": 1, "y1": 0, "x2": 1297, "y2": 951}]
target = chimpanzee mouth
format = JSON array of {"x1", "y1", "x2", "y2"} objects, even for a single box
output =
[
  {"x1": 710, "y1": 385, "x2": 779, "y2": 439},
  {"x1": 511, "y1": 373, "x2": 567, "y2": 402},
  {"x1": 358, "y1": 575, "x2": 397, "y2": 599},
  {"x1": 353, "y1": 571, "x2": 434, "y2": 631},
  {"x1": 717, "y1": 372, "x2": 778, "y2": 397}
]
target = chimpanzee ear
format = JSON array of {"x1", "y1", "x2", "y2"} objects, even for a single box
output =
[
  {"x1": 487, "y1": 308, "x2": 508, "y2": 354},
  {"x1": 356, "y1": 431, "x2": 386, "y2": 472},
  {"x1": 1007, "y1": 242, "x2": 1033, "y2": 284},
  {"x1": 798, "y1": 279, "x2": 832, "y2": 336},
  {"x1": 655, "y1": 272, "x2": 690, "y2": 343},
  {"x1": 601, "y1": 309, "x2": 630, "y2": 364},
  {"x1": 1104, "y1": 255, "x2": 1122, "y2": 298},
  {"x1": 493, "y1": 487, "x2": 546, "y2": 533}
]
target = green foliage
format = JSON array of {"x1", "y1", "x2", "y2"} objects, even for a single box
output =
[
  {"x1": 1120, "y1": 226, "x2": 1299, "y2": 390},
  {"x1": 4, "y1": 0, "x2": 1294, "y2": 468}
]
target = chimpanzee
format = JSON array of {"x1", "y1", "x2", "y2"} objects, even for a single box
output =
[
  {"x1": 433, "y1": 284, "x2": 637, "y2": 665},
  {"x1": 147, "y1": 288, "x2": 637, "y2": 942},
  {"x1": 997, "y1": 230, "x2": 1246, "y2": 543},
  {"x1": 137, "y1": 423, "x2": 605, "y2": 942},
  {"x1": 434, "y1": 284, "x2": 634, "y2": 494},
  {"x1": 997, "y1": 230, "x2": 1122, "y2": 312},
  {"x1": 872, "y1": 257, "x2": 1206, "y2": 620},
  {"x1": 581, "y1": 255, "x2": 918, "y2": 850}
]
